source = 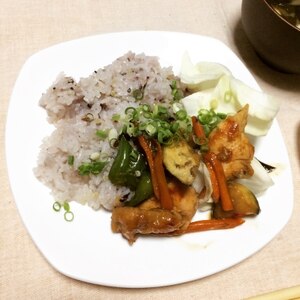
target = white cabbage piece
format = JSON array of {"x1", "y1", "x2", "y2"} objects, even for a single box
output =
[
  {"x1": 192, "y1": 161, "x2": 213, "y2": 211},
  {"x1": 237, "y1": 158, "x2": 274, "y2": 195},
  {"x1": 181, "y1": 74, "x2": 280, "y2": 136},
  {"x1": 180, "y1": 52, "x2": 231, "y2": 91}
]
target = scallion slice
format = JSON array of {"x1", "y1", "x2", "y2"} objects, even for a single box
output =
[
  {"x1": 64, "y1": 211, "x2": 74, "y2": 222},
  {"x1": 53, "y1": 201, "x2": 61, "y2": 212},
  {"x1": 67, "y1": 155, "x2": 74, "y2": 166},
  {"x1": 96, "y1": 129, "x2": 108, "y2": 139}
]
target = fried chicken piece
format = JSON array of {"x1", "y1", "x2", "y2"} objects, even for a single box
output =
[
  {"x1": 208, "y1": 105, "x2": 254, "y2": 180},
  {"x1": 111, "y1": 180, "x2": 198, "y2": 244}
]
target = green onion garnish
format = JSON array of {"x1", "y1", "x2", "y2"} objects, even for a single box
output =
[
  {"x1": 197, "y1": 109, "x2": 227, "y2": 137},
  {"x1": 78, "y1": 161, "x2": 108, "y2": 176},
  {"x1": 53, "y1": 201, "x2": 61, "y2": 212},
  {"x1": 112, "y1": 114, "x2": 120, "y2": 122},
  {"x1": 64, "y1": 211, "x2": 74, "y2": 222},
  {"x1": 132, "y1": 89, "x2": 144, "y2": 100},
  {"x1": 170, "y1": 80, "x2": 183, "y2": 101},
  {"x1": 175, "y1": 109, "x2": 187, "y2": 120},
  {"x1": 96, "y1": 129, "x2": 108, "y2": 139},
  {"x1": 53, "y1": 201, "x2": 74, "y2": 222},
  {"x1": 63, "y1": 201, "x2": 70, "y2": 212},
  {"x1": 67, "y1": 155, "x2": 74, "y2": 166}
]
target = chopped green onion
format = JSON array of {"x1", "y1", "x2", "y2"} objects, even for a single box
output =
[
  {"x1": 67, "y1": 155, "x2": 74, "y2": 166},
  {"x1": 197, "y1": 108, "x2": 228, "y2": 137},
  {"x1": 78, "y1": 161, "x2": 108, "y2": 176},
  {"x1": 217, "y1": 112, "x2": 227, "y2": 119},
  {"x1": 171, "y1": 122, "x2": 180, "y2": 133},
  {"x1": 53, "y1": 201, "x2": 61, "y2": 212},
  {"x1": 63, "y1": 201, "x2": 70, "y2": 212},
  {"x1": 170, "y1": 80, "x2": 183, "y2": 101},
  {"x1": 53, "y1": 201, "x2": 74, "y2": 222},
  {"x1": 121, "y1": 103, "x2": 192, "y2": 144},
  {"x1": 143, "y1": 111, "x2": 152, "y2": 119},
  {"x1": 142, "y1": 104, "x2": 150, "y2": 112},
  {"x1": 145, "y1": 124, "x2": 157, "y2": 136},
  {"x1": 64, "y1": 211, "x2": 74, "y2": 222},
  {"x1": 157, "y1": 105, "x2": 168, "y2": 115},
  {"x1": 175, "y1": 109, "x2": 187, "y2": 120},
  {"x1": 96, "y1": 129, "x2": 108, "y2": 139},
  {"x1": 125, "y1": 107, "x2": 137, "y2": 116},
  {"x1": 132, "y1": 89, "x2": 143, "y2": 100},
  {"x1": 112, "y1": 114, "x2": 120, "y2": 122}
]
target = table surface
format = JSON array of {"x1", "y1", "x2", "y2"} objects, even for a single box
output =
[{"x1": 1, "y1": 1, "x2": 299, "y2": 299}]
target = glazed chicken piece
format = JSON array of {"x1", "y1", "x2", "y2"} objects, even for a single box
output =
[
  {"x1": 208, "y1": 105, "x2": 254, "y2": 180},
  {"x1": 111, "y1": 180, "x2": 198, "y2": 244}
]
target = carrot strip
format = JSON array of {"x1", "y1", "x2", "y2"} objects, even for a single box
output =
[
  {"x1": 137, "y1": 136, "x2": 160, "y2": 199},
  {"x1": 204, "y1": 152, "x2": 234, "y2": 211},
  {"x1": 138, "y1": 136, "x2": 173, "y2": 210},
  {"x1": 204, "y1": 161, "x2": 220, "y2": 202},
  {"x1": 153, "y1": 141, "x2": 173, "y2": 210},
  {"x1": 191, "y1": 116, "x2": 206, "y2": 143},
  {"x1": 183, "y1": 218, "x2": 244, "y2": 234}
]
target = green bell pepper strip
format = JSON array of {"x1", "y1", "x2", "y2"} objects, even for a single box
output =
[
  {"x1": 108, "y1": 136, "x2": 146, "y2": 190},
  {"x1": 125, "y1": 171, "x2": 153, "y2": 207}
]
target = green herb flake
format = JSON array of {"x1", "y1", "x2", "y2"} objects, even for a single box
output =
[
  {"x1": 64, "y1": 211, "x2": 74, "y2": 222},
  {"x1": 63, "y1": 201, "x2": 70, "y2": 212},
  {"x1": 132, "y1": 89, "x2": 144, "y2": 101},
  {"x1": 78, "y1": 161, "x2": 108, "y2": 176},
  {"x1": 53, "y1": 201, "x2": 61, "y2": 212},
  {"x1": 67, "y1": 155, "x2": 74, "y2": 166},
  {"x1": 112, "y1": 114, "x2": 121, "y2": 122},
  {"x1": 96, "y1": 129, "x2": 108, "y2": 139}
]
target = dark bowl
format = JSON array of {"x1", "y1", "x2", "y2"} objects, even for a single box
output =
[{"x1": 242, "y1": 0, "x2": 300, "y2": 74}]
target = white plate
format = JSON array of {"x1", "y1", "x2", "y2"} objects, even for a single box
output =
[{"x1": 5, "y1": 31, "x2": 293, "y2": 288}]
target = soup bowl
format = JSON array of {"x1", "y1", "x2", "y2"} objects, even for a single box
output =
[{"x1": 242, "y1": 0, "x2": 300, "y2": 74}]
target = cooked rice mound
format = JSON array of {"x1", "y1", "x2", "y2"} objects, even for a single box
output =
[{"x1": 34, "y1": 52, "x2": 178, "y2": 210}]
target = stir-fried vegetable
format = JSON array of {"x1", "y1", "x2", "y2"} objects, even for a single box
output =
[
  {"x1": 213, "y1": 182, "x2": 260, "y2": 218},
  {"x1": 181, "y1": 218, "x2": 245, "y2": 234},
  {"x1": 204, "y1": 152, "x2": 234, "y2": 211},
  {"x1": 125, "y1": 171, "x2": 153, "y2": 207},
  {"x1": 138, "y1": 135, "x2": 173, "y2": 210},
  {"x1": 108, "y1": 136, "x2": 146, "y2": 190}
]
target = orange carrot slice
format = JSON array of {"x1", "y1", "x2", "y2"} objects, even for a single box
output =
[
  {"x1": 191, "y1": 116, "x2": 206, "y2": 144},
  {"x1": 204, "y1": 152, "x2": 233, "y2": 211},
  {"x1": 153, "y1": 141, "x2": 173, "y2": 210},
  {"x1": 204, "y1": 160, "x2": 220, "y2": 202},
  {"x1": 138, "y1": 136, "x2": 173, "y2": 210},
  {"x1": 184, "y1": 218, "x2": 244, "y2": 234}
]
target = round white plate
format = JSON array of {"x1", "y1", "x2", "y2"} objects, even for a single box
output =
[{"x1": 5, "y1": 31, "x2": 293, "y2": 288}]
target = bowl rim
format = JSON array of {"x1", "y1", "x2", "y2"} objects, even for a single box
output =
[{"x1": 263, "y1": 0, "x2": 300, "y2": 32}]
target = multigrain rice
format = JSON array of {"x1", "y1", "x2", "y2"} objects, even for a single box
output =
[{"x1": 34, "y1": 52, "x2": 181, "y2": 210}]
